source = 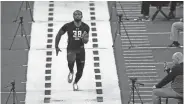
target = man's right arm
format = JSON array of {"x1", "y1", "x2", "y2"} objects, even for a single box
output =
[{"x1": 55, "y1": 24, "x2": 67, "y2": 48}]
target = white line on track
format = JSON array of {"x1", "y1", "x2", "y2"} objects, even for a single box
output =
[
  {"x1": 122, "y1": 41, "x2": 150, "y2": 44},
  {"x1": 123, "y1": 50, "x2": 152, "y2": 53},
  {"x1": 121, "y1": 35, "x2": 148, "y2": 38},
  {"x1": 126, "y1": 66, "x2": 156, "y2": 68},
  {"x1": 123, "y1": 27, "x2": 147, "y2": 29},
  {"x1": 126, "y1": 72, "x2": 157, "y2": 74},
  {"x1": 125, "y1": 62, "x2": 163, "y2": 65},
  {"x1": 124, "y1": 56, "x2": 153, "y2": 58},
  {"x1": 128, "y1": 76, "x2": 158, "y2": 78},
  {"x1": 123, "y1": 53, "x2": 152, "y2": 55},
  {"x1": 126, "y1": 69, "x2": 157, "y2": 71},
  {"x1": 120, "y1": 30, "x2": 146, "y2": 32},
  {"x1": 125, "y1": 59, "x2": 154, "y2": 62},
  {"x1": 135, "y1": 79, "x2": 161, "y2": 82},
  {"x1": 133, "y1": 46, "x2": 183, "y2": 49},
  {"x1": 1, "y1": 92, "x2": 26, "y2": 94},
  {"x1": 122, "y1": 44, "x2": 151, "y2": 47},
  {"x1": 128, "y1": 32, "x2": 183, "y2": 35},
  {"x1": 121, "y1": 24, "x2": 146, "y2": 27},
  {"x1": 121, "y1": 38, "x2": 148, "y2": 41}
]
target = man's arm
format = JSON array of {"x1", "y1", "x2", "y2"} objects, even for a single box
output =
[
  {"x1": 82, "y1": 24, "x2": 90, "y2": 44},
  {"x1": 55, "y1": 24, "x2": 68, "y2": 48},
  {"x1": 55, "y1": 29, "x2": 65, "y2": 48},
  {"x1": 155, "y1": 65, "x2": 180, "y2": 88}
]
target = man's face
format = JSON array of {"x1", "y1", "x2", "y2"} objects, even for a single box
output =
[{"x1": 73, "y1": 11, "x2": 82, "y2": 22}]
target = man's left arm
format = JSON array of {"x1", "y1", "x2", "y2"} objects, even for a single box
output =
[
  {"x1": 155, "y1": 66, "x2": 179, "y2": 88},
  {"x1": 82, "y1": 24, "x2": 90, "y2": 44}
]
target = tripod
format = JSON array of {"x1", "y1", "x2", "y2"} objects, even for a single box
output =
[
  {"x1": 9, "y1": 16, "x2": 30, "y2": 50},
  {"x1": 128, "y1": 78, "x2": 144, "y2": 104},
  {"x1": 13, "y1": 1, "x2": 34, "y2": 22},
  {"x1": 5, "y1": 80, "x2": 19, "y2": 104},
  {"x1": 112, "y1": 14, "x2": 133, "y2": 49}
]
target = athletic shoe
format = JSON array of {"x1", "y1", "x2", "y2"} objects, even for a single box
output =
[
  {"x1": 68, "y1": 72, "x2": 73, "y2": 83},
  {"x1": 73, "y1": 83, "x2": 78, "y2": 91},
  {"x1": 168, "y1": 42, "x2": 180, "y2": 47}
]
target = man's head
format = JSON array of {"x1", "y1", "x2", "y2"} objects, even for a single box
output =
[
  {"x1": 172, "y1": 52, "x2": 183, "y2": 64},
  {"x1": 73, "y1": 10, "x2": 83, "y2": 22}
]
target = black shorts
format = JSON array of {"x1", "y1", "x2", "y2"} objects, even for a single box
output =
[{"x1": 67, "y1": 48, "x2": 85, "y2": 63}]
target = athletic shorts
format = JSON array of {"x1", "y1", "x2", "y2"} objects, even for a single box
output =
[{"x1": 67, "y1": 48, "x2": 85, "y2": 63}]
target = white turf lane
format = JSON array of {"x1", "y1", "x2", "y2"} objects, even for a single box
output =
[{"x1": 26, "y1": 1, "x2": 121, "y2": 104}]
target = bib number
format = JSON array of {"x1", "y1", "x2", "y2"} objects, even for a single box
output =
[{"x1": 73, "y1": 30, "x2": 82, "y2": 40}]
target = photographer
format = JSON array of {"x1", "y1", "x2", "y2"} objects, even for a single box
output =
[{"x1": 152, "y1": 52, "x2": 183, "y2": 104}]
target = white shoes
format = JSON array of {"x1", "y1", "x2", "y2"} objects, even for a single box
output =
[
  {"x1": 73, "y1": 83, "x2": 78, "y2": 91},
  {"x1": 68, "y1": 72, "x2": 73, "y2": 83}
]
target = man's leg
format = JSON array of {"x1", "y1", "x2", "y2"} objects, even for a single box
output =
[
  {"x1": 152, "y1": 88, "x2": 182, "y2": 104},
  {"x1": 67, "y1": 50, "x2": 76, "y2": 83},
  {"x1": 74, "y1": 48, "x2": 85, "y2": 84},
  {"x1": 169, "y1": 22, "x2": 183, "y2": 47},
  {"x1": 169, "y1": 1, "x2": 177, "y2": 18},
  {"x1": 73, "y1": 48, "x2": 85, "y2": 91}
]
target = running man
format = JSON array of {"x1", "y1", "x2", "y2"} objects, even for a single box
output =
[{"x1": 55, "y1": 10, "x2": 90, "y2": 91}]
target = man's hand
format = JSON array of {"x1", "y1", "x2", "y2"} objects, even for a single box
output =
[
  {"x1": 55, "y1": 47, "x2": 61, "y2": 56},
  {"x1": 152, "y1": 85, "x2": 156, "y2": 89},
  {"x1": 180, "y1": 18, "x2": 183, "y2": 22},
  {"x1": 81, "y1": 31, "x2": 89, "y2": 44}
]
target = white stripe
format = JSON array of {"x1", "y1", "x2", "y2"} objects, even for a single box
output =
[
  {"x1": 126, "y1": 66, "x2": 155, "y2": 68},
  {"x1": 123, "y1": 50, "x2": 152, "y2": 53},
  {"x1": 141, "y1": 83, "x2": 158, "y2": 85},
  {"x1": 122, "y1": 44, "x2": 150, "y2": 47},
  {"x1": 122, "y1": 41, "x2": 150, "y2": 44},
  {"x1": 134, "y1": 46, "x2": 183, "y2": 49},
  {"x1": 125, "y1": 59, "x2": 154, "y2": 62},
  {"x1": 128, "y1": 76, "x2": 158, "y2": 78},
  {"x1": 116, "y1": 3, "x2": 141, "y2": 5},
  {"x1": 139, "y1": 87, "x2": 154, "y2": 89},
  {"x1": 121, "y1": 24, "x2": 146, "y2": 27},
  {"x1": 124, "y1": 56, "x2": 153, "y2": 58},
  {"x1": 21, "y1": 82, "x2": 26, "y2": 84},
  {"x1": 117, "y1": 9, "x2": 141, "y2": 12},
  {"x1": 1, "y1": 92, "x2": 26, "y2": 94},
  {"x1": 128, "y1": 32, "x2": 184, "y2": 35},
  {"x1": 138, "y1": 79, "x2": 161, "y2": 82},
  {"x1": 121, "y1": 35, "x2": 148, "y2": 38},
  {"x1": 120, "y1": 30, "x2": 146, "y2": 32},
  {"x1": 132, "y1": 95, "x2": 152, "y2": 97},
  {"x1": 131, "y1": 90, "x2": 152, "y2": 93},
  {"x1": 121, "y1": 21, "x2": 145, "y2": 24},
  {"x1": 125, "y1": 62, "x2": 163, "y2": 65},
  {"x1": 121, "y1": 38, "x2": 148, "y2": 41},
  {"x1": 122, "y1": 27, "x2": 147, "y2": 29},
  {"x1": 20, "y1": 101, "x2": 25, "y2": 103},
  {"x1": 134, "y1": 98, "x2": 152, "y2": 101},
  {"x1": 126, "y1": 69, "x2": 157, "y2": 71},
  {"x1": 126, "y1": 72, "x2": 157, "y2": 74},
  {"x1": 122, "y1": 7, "x2": 141, "y2": 9},
  {"x1": 116, "y1": 13, "x2": 142, "y2": 17},
  {"x1": 123, "y1": 53, "x2": 152, "y2": 55}
]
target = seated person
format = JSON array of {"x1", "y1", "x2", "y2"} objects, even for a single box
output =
[
  {"x1": 139, "y1": 1, "x2": 179, "y2": 20},
  {"x1": 168, "y1": 18, "x2": 183, "y2": 47},
  {"x1": 152, "y1": 52, "x2": 183, "y2": 104}
]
